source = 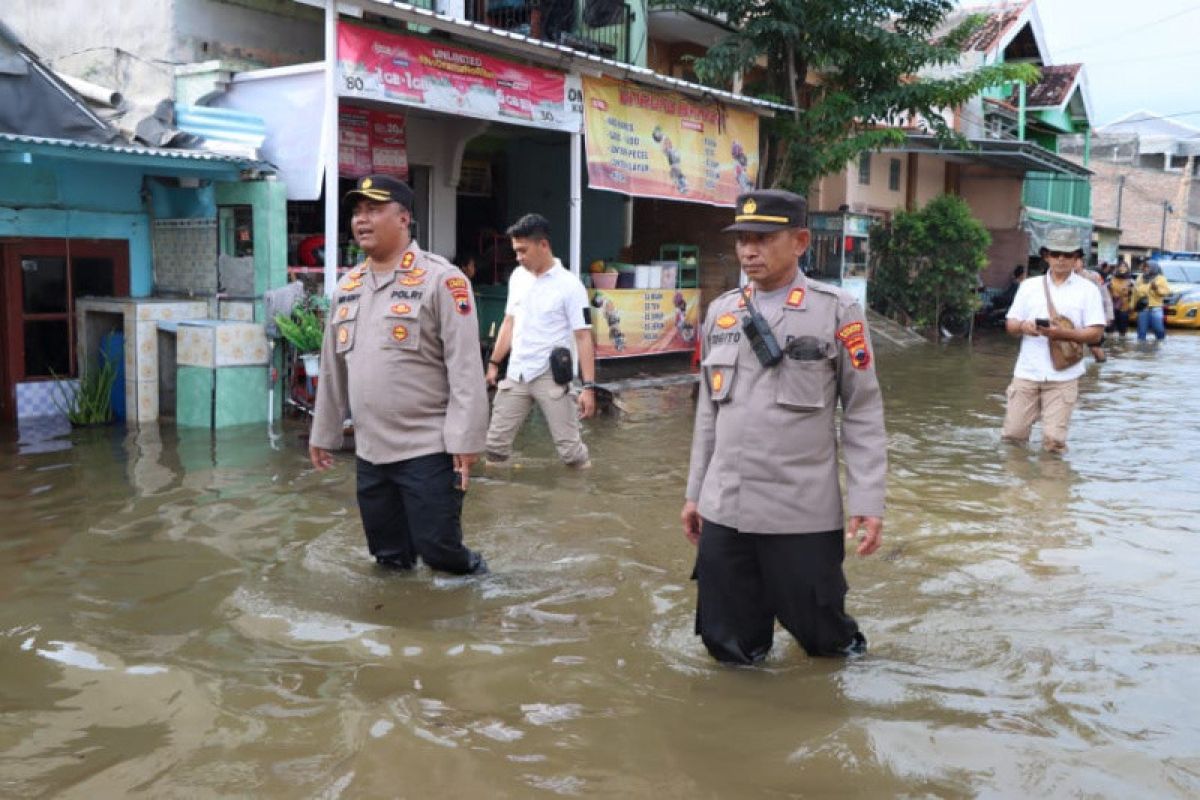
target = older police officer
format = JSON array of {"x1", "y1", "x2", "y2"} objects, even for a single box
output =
[
  {"x1": 310, "y1": 175, "x2": 489, "y2": 575},
  {"x1": 681, "y1": 189, "x2": 887, "y2": 664}
]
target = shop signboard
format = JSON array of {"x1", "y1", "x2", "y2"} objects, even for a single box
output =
[
  {"x1": 588, "y1": 288, "x2": 701, "y2": 358},
  {"x1": 582, "y1": 76, "x2": 760, "y2": 207},
  {"x1": 337, "y1": 23, "x2": 581, "y2": 133},
  {"x1": 338, "y1": 104, "x2": 408, "y2": 180}
]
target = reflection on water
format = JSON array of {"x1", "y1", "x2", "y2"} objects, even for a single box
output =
[{"x1": 2, "y1": 332, "x2": 1199, "y2": 797}]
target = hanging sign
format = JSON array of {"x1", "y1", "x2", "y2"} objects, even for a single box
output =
[
  {"x1": 338, "y1": 105, "x2": 408, "y2": 180},
  {"x1": 583, "y1": 76, "x2": 760, "y2": 206},
  {"x1": 337, "y1": 22, "x2": 581, "y2": 133}
]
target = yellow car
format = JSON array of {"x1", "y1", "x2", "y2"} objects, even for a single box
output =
[{"x1": 1165, "y1": 287, "x2": 1200, "y2": 329}]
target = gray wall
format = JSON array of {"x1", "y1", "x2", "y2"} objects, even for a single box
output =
[
  {"x1": 5, "y1": 0, "x2": 321, "y2": 123},
  {"x1": 504, "y1": 138, "x2": 626, "y2": 271}
]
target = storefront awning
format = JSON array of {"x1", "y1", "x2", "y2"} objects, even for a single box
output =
[{"x1": 886, "y1": 133, "x2": 1091, "y2": 178}]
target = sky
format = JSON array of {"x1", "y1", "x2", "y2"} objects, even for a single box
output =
[{"x1": 1027, "y1": 0, "x2": 1200, "y2": 128}]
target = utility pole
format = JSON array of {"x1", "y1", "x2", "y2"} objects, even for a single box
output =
[
  {"x1": 1160, "y1": 200, "x2": 1174, "y2": 251},
  {"x1": 1115, "y1": 175, "x2": 1125, "y2": 228}
]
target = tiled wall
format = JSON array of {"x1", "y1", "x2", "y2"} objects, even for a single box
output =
[
  {"x1": 153, "y1": 219, "x2": 218, "y2": 295},
  {"x1": 15, "y1": 380, "x2": 77, "y2": 419}
]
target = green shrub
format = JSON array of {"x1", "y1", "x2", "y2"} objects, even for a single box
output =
[
  {"x1": 868, "y1": 194, "x2": 990, "y2": 333},
  {"x1": 51, "y1": 356, "x2": 118, "y2": 426}
]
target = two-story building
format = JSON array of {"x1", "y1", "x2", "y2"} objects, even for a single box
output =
[{"x1": 808, "y1": 0, "x2": 1095, "y2": 290}]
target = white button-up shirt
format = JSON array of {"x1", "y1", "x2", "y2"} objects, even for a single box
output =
[
  {"x1": 504, "y1": 259, "x2": 590, "y2": 382},
  {"x1": 1007, "y1": 272, "x2": 1106, "y2": 382}
]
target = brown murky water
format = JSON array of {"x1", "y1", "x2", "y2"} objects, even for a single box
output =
[{"x1": 2, "y1": 331, "x2": 1199, "y2": 798}]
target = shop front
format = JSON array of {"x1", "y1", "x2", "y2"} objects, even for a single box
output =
[
  {"x1": 806, "y1": 211, "x2": 874, "y2": 308},
  {"x1": 579, "y1": 75, "x2": 764, "y2": 359},
  {"x1": 217, "y1": 10, "x2": 779, "y2": 370},
  {"x1": 215, "y1": 22, "x2": 611, "y2": 349}
]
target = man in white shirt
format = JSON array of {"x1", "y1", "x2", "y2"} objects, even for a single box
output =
[
  {"x1": 1002, "y1": 228, "x2": 1106, "y2": 453},
  {"x1": 484, "y1": 214, "x2": 596, "y2": 467}
]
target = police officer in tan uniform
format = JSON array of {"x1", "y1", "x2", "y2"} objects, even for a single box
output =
[
  {"x1": 681, "y1": 189, "x2": 887, "y2": 664},
  {"x1": 310, "y1": 175, "x2": 489, "y2": 575}
]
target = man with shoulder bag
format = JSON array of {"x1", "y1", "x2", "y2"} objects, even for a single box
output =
[{"x1": 1001, "y1": 228, "x2": 1106, "y2": 453}]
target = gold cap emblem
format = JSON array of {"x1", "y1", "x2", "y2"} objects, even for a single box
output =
[
  {"x1": 362, "y1": 178, "x2": 373, "y2": 189},
  {"x1": 742, "y1": 199, "x2": 757, "y2": 214}
]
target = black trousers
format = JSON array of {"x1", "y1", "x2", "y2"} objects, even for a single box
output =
[
  {"x1": 694, "y1": 520, "x2": 864, "y2": 665},
  {"x1": 1113, "y1": 309, "x2": 1130, "y2": 336},
  {"x1": 355, "y1": 453, "x2": 483, "y2": 575}
]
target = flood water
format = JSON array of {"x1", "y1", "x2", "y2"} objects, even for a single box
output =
[{"x1": 2, "y1": 330, "x2": 1199, "y2": 798}]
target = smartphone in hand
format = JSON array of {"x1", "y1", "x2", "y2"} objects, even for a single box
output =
[{"x1": 1035, "y1": 318, "x2": 1050, "y2": 328}]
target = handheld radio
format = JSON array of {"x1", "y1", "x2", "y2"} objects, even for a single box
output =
[{"x1": 740, "y1": 290, "x2": 784, "y2": 367}]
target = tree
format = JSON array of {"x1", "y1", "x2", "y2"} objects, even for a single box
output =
[
  {"x1": 868, "y1": 193, "x2": 990, "y2": 334},
  {"x1": 685, "y1": 0, "x2": 1040, "y2": 190}
]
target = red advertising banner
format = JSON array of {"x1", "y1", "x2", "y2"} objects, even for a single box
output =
[
  {"x1": 339, "y1": 105, "x2": 408, "y2": 180},
  {"x1": 337, "y1": 22, "x2": 582, "y2": 133}
]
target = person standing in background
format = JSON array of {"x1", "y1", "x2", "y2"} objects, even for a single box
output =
[
  {"x1": 1109, "y1": 263, "x2": 1134, "y2": 338},
  {"x1": 1132, "y1": 262, "x2": 1172, "y2": 342}
]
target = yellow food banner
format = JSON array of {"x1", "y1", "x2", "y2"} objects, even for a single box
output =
[
  {"x1": 588, "y1": 288, "x2": 700, "y2": 358},
  {"x1": 583, "y1": 76, "x2": 760, "y2": 206}
]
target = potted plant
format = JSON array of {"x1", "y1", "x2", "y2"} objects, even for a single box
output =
[
  {"x1": 51, "y1": 355, "x2": 118, "y2": 426},
  {"x1": 275, "y1": 297, "x2": 326, "y2": 376}
]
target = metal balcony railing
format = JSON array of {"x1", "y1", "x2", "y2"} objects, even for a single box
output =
[
  {"x1": 465, "y1": 0, "x2": 634, "y2": 63},
  {"x1": 1023, "y1": 172, "x2": 1092, "y2": 219}
]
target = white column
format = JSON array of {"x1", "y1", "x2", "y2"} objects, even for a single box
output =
[
  {"x1": 569, "y1": 132, "x2": 582, "y2": 276},
  {"x1": 323, "y1": 0, "x2": 340, "y2": 296}
]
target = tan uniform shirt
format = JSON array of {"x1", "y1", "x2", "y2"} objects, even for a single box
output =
[
  {"x1": 685, "y1": 272, "x2": 887, "y2": 534},
  {"x1": 310, "y1": 241, "x2": 489, "y2": 464}
]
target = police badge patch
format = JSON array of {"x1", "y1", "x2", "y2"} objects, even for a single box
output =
[
  {"x1": 445, "y1": 277, "x2": 472, "y2": 315},
  {"x1": 836, "y1": 321, "x2": 871, "y2": 370}
]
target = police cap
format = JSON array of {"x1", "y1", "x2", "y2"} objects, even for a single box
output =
[
  {"x1": 344, "y1": 174, "x2": 414, "y2": 211},
  {"x1": 724, "y1": 189, "x2": 807, "y2": 233}
]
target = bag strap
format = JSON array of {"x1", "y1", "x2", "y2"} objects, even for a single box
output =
[{"x1": 1042, "y1": 275, "x2": 1060, "y2": 319}]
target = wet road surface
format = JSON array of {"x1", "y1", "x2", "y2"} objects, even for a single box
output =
[{"x1": 2, "y1": 331, "x2": 1198, "y2": 797}]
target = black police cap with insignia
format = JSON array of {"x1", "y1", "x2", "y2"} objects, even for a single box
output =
[
  {"x1": 723, "y1": 189, "x2": 808, "y2": 233},
  {"x1": 343, "y1": 174, "x2": 414, "y2": 211}
]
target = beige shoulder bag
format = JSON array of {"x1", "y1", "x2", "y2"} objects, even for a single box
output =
[{"x1": 1043, "y1": 276, "x2": 1084, "y2": 371}]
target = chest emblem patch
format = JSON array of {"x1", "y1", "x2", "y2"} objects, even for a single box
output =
[
  {"x1": 337, "y1": 305, "x2": 351, "y2": 320},
  {"x1": 391, "y1": 324, "x2": 409, "y2": 343},
  {"x1": 389, "y1": 303, "x2": 412, "y2": 316},
  {"x1": 711, "y1": 370, "x2": 724, "y2": 393},
  {"x1": 716, "y1": 313, "x2": 737, "y2": 329},
  {"x1": 337, "y1": 327, "x2": 349, "y2": 344}
]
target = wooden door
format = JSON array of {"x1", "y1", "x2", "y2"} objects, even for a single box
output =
[{"x1": 1, "y1": 238, "x2": 129, "y2": 424}]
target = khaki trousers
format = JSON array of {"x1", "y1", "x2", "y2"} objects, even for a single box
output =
[
  {"x1": 486, "y1": 371, "x2": 589, "y2": 465},
  {"x1": 1001, "y1": 377, "x2": 1079, "y2": 453}
]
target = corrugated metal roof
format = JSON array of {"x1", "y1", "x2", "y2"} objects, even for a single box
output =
[
  {"x1": 175, "y1": 104, "x2": 267, "y2": 158},
  {"x1": 349, "y1": 1, "x2": 792, "y2": 114},
  {"x1": 0, "y1": 131, "x2": 272, "y2": 170}
]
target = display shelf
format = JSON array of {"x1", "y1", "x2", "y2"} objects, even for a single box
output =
[{"x1": 658, "y1": 243, "x2": 699, "y2": 288}]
